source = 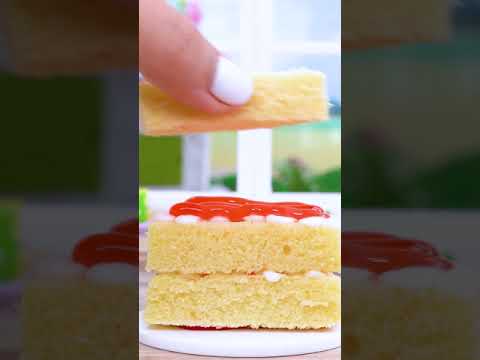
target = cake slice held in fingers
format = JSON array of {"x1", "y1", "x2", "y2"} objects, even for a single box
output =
[{"x1": 140, "y1": 70, "x2": 329, "y2": 135}]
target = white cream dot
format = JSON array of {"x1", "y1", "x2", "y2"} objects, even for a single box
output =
[
  {"x1": 154, "y1": 214, "x2": 175, "y2": 222},
  {"x1": 306, "y1": 271, "x2": 322, "y2": 278},
  {"x1": 263, "y1": 271, "x2": 284, "y2": 283},
  {"x1": 209, "y1": 216, "x2": 229, "y2": 223},
  {"x1": 266, "y1": 215, "x2": 296, "y2": 224},
  {"x1": 175, "y1": 215, "x2": 201, "y2": 224},
  {"x1": 85, "y1": 263, "x2": 137, "y2": 285},
  {"x1": 243, "y1": 215, "x2": 266, "y2": 222}
]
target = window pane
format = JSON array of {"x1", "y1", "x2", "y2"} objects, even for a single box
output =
[
  {"x1": 271, "y1": 54, "x2": 341, "y2": 193},
  {"x1": 273, "y1": 0, "x2": 341, "y2": 42},
  {"x1": 210, "y1": 131, "x2": 237, "y2": 191},
  {"x1": 197, "y1": 0, "x2": 241, "y2": 50}
]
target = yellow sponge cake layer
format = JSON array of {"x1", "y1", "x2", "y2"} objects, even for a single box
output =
[
  {"x1": 146, "y1": 222, "x2": 340, "y2": 274},
  {"x1": 343, "y1": 274, "x2": 478, "y2": 359},
  {"x1": 23, "y1": 280, "x2": 137, "y2": 360},
  {"x1": 145, "y1": 272, "x2": 340, "y2": 329},
  {"x1": 140, "y1": 70, "x2": 328, "y2": 135}
]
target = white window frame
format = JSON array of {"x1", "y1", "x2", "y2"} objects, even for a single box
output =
[
  {"x1": 169, "y1": 0, "x2": 340, "y2": 212},
  {"x1": 235, "y1": 0, "x2": 340, "y2": 197}
]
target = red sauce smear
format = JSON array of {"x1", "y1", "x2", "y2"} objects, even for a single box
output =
[
  {"x1": 170, "y1": 196, "x2": 329, "y2": 222},
  {"x1": 72, "y1": 220, "x2": 139, "y2": 267},
  {"x1": 342, "y1": 231, "x2": 454, "y2": 274},
  {"x1": 110, "y1": 218, "x2": 138, "y2": 235}
]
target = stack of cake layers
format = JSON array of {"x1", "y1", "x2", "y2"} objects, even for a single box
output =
[{"x1": 144, "y1": 198, "x2": 341, "y2": 329}]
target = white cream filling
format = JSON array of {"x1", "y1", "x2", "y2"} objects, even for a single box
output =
[
  {"x1": 161, "y1": 212, "x2": 337, "y2": 228},
  {"x1": 243, "y1": 215, "x2": 266, "y2": 222},
  {"x1": 175, "y1": 215, "x2": 201, "y2": 224},
  {"x1": 262, "y1": 270, "x2": 328, "y2": 282},
  {"x1": 30, "y1": 259, "x2": 138, "y2": 286},
  {"x1": 306, "y1": 270, "x2": 323, "y2": 278},
  {"x1": 263, "y1": 271, "x2": 284, "y2": 282},
  {"x1": 85, "y1": 263, "x2": 138, "y2": 285},
  {"x1": 343, "y1": 266, "x2": 480, "y2": 299},
  {"x1": 299, "y1": 216, "x2": 337, "y2": 227},
  {"x1": 153, "y1": 213, "x2": 175, "y2": 222},
  {"x1": 266, "y1": 215, "x2": 297, "y2": 224},
  {"x1": 380, "y1": 267, "x2": 480, "y2": 296},
  {"x1": 32, "y1": 260, "x2": 86, "y2": 281},
  {"x1": 209, "y1": 216, "x2": 229, "y2": 223}
]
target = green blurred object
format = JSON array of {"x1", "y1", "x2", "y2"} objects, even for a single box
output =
[
  {"x1": 442, "y1": 251, "x2": 455, "y2": 262},
  {"x1": 309, "y1": 168, "x2": 341, "y2": 192},
  {"x1": 342, "y1": 130, "x2": 405, "y2": 208},
  {"x1": 211, "y1": 159, "x2": 341, "y2": 193},
  {"x1": 139, "y1": 188, "x2": 148, "y2": 223},
  {"x1": 273, "y1": 159, "x2": 341, "y2": 192},
  {"x1": 274, "y1": 159, "x2": 310, "y2": 192},
  {"x1": 168, "y1": 0, "x2": 187, "y2": 11},
  {"x1": 343, "y1": 28, "x2": 480, "y2": 208},
  {"x1": 0, "y1": 203, "x2": 18, "y2": 281},
  {"x1": 0, "y1": 73, "x2": 101, "y2": 193},
  {"x1": 343, "y1": 129, "x2": 480, "y2": 208},
  {"x1": 139, "y1": 136, "x2": 182, "y2": 187},
  {"x1": 211, "y1": 174, "x2": 237, "y2": 191},
  {"x1": 405, "y1": 152, "x2": 480, "y2": 208}
]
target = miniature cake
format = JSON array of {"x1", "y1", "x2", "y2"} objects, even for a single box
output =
[
  {"x1": 144, "y1": 196, "x2": 340, "y2": 329},
  {"x1": 140, "y1": 70, "x2": 329, "y2": 135},
  {"x1": 343, "y1": 0, "x2": 451, "y2": 49},
  {"x1": 342, "y1": 231, "x2": 479, "y2": 359},
  {"x1": 22, "y1": 219, "x2": 138, "y2": 360}
]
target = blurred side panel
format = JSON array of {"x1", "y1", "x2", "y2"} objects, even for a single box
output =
[
  {"x1": 0, "y1": 1, "x2": 139, "y2": 359},
  {"x1": 343, "y1": 1, "x2": 480, "y2": 359}
]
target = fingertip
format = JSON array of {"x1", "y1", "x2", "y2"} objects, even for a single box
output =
[
  {"x1": 210, "y1": 57, "x2": 254, "y2": 106},
  {"x1": 187, "y1": 90, "x2": 237, "y2": 114}
]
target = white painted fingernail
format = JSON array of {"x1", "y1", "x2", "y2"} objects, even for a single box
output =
[{"x1": 210, "y1": 57, "x2": 253, "y2": 106}]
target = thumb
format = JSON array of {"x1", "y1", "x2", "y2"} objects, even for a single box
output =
[{"x1": 139, "y1": 0, "x2": 253, "y2": 113}]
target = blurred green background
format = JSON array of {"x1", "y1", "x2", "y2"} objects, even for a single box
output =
[
  {"x1": 210, "y1": 115, "x2": 341, "y2": 192},
  {"x1": 138, "y1": 113, "x2": 341, "y2": 193},
  {"x1": 343, "y1": 27, "x2": 480, "y2": 208},
  {"x1": 0, "y1": 73, "x2": 101, "y2": 193}
]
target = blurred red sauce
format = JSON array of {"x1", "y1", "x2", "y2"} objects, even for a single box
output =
[
  {"x1": 342, "y1": 231, "x2": 454, "y2": 274},
  {"x1": 72, "y1": 219, "x2": 139, "y2": 267}
]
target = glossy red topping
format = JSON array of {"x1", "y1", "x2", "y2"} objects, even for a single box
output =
[
  {"x1": 170, "y1": 196, "x2": 329, "y2": 222},
  {"x1": 72, "y1": 221, "x2": 139, "y2": 267},
  {"x1": 342, "y1": 232, "x2": 454, "y2": 274},
  {"x1": 110, "y1": 218, "x2": 138, "y2": 235}
]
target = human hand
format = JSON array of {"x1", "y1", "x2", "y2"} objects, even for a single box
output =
[{"x1": 139, "y1": 0, "x2": 253, "y2": 113}]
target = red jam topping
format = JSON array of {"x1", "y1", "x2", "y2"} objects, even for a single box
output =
[
  {"x1": 170, "y1": 196, "x2": 329, "y2": 222},
  {"x1": 110, "y1": 218, "x2": 138, "y2": 235},
  {"x1": 72, "y1": 220, "x2": 139, "y2": 267},
  {"x1": 342, "y1": 232, "x2": 454, "y2": 274}
]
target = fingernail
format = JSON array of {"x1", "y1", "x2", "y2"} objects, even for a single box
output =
[{"x1": 210, "y1": 57, "x2": 253, "y2": 106}]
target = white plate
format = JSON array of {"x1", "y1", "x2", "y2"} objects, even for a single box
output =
[{"x1": 139, "y1": 311, "x2": 341, "y2": 358}]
